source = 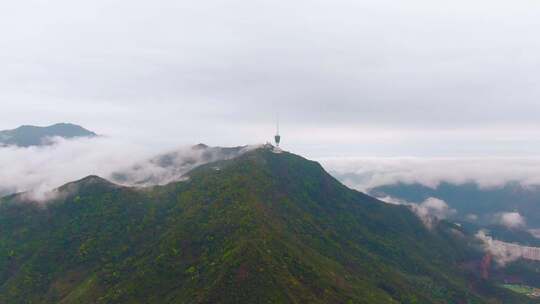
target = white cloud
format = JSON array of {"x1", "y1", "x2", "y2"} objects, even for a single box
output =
[
  {"x1": 476, "y1": 230, "x2": 523, "y2": 266},
  {"x1": 380, "y1": 196, "x2": 455, "y2": 229},
  {"x1": 475, "y1": 230, "x2": 540, "y2": 266},
  {"x1": 421, "y1": 197, "x2": 453, "y2": 218},
  {"x1": 496, "y1": 212, "x2": 526, "y2": 229},
  {"x1": 0, "y1": 137, "x2": 157, "y2": 200},
  {"x1": 110, "y1": 144, "x2": 257, "y2": 187},
  {"x1": 0, "y1": 137, "x2": 257, "y2": 202},
  {"x1": 320, "y1": 157, "x2": 540, "y2": 191},
  {"x1": 411, "y1": 197, "x2": 456, "y2": 229}
]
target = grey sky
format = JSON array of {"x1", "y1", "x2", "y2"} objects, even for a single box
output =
[{"x1": 1, "y1": 0, "x2": 540, "y2": 157}]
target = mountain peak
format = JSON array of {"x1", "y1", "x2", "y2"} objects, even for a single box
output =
[
  {"x1": 0, "y1": 123, "x2": 97, "y2": 147},
  {"x1": 192, "y1": 143, "x2": 209, "y2": 150},
  {"x1": 66, "y1": 175, "x2": 117, "y2": 187},
  {"x1": 57, "y1": 175, "x2": 120, "y2": 196},
  {"x1": 186, "y1": 146, "x2": 359, "y2": 205}
]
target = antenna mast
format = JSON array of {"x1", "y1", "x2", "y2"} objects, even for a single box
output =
[{"x1": 274, "y1": 114, "x2": 281, "y2": 147}]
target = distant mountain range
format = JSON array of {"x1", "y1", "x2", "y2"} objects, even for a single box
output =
[
  {"x1": 0, "y1": 147, "x2": 532, "y2": 303},
  {"x1": 371, "y1": 182, "x2": 540, "y2": 229},
  {"x1": 0, "y1": 123, "x2": 96, "y2": 147}
]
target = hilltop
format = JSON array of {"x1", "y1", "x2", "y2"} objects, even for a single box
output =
[{"x1": 0, "y1": 123, "x2": 97, "y2": 147}]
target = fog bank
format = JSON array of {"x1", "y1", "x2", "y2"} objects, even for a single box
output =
[{"x1": 321, "y1": 157, "x2": 540, "y2": 191}]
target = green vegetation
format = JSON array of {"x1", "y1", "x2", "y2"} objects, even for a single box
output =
[
  {"x1": 501, "y1": 284, "x2": 535, "y2": 294},
  {"x1": 501, "y1": 284, "x2": 540, "y2": 299},
  {"x1": 0, "y1": 148, "x2": 532, "y2": 303}
]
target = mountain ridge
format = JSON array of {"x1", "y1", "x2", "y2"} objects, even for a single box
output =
[
  {"x1": 0, "y1": 147, "x2": 531, "y2": 303},
  {"x1": 371, "y1": 181, "x2": 540, "y2": 229}
]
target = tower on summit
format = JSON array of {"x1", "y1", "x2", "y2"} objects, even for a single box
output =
[{"x1": 274, "y1": 116, "x2": 281, "y2": 147}]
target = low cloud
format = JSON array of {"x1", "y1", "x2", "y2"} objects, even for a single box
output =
[
  {"x1": 476, "y1": 230, "x2": 522, "y2": 266},
  {"x1": 111, "y1": 144, "x2": 256, "y2": 187},
  {"x1": 0, "y1": 137, "x2": 157, "y2": 200},
  {"x1": 495, "y1": 212, "x2": 526, "y2": 229},
  {"x1": 528, "y1": 229, "x2": 540, "y2": 239},
  {"x1": 0, "y1": 138, "x2": 254, "y2": 202},
  {"x1": 475, "y1": 230, "x2": 540, "y2": 266},
  {"x1": 320, "y1": 157, "x2": 540, "y2": 191},
  {"x1": 411, "y1": 197, "x2": 456, "y2": 229},
  {"x1": 381, "y1": 196, "x2": 456, "y2": 229}
]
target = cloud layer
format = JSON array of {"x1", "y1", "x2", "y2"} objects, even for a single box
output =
[
  {"x1": 0, "y1": 138, "x2": 255, "y2": 200},
  {"x1": 6, "y1": 141, "x2": 540, "y2": 206},
  {"x1": 110, "y1": 144, "x2": 256, "y2": 187},
  {"x1": 320, "y1": 157, "x2": 540, "y2": 191},
  {"x1": 0, "y1": 137, "x2": 157, "y2": 199},
  {"x1": 495, "y1": 212, "x2": 526, "y2": 229}
]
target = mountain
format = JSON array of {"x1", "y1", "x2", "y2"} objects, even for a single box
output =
[
  {"x1": 0, "y1": 123, "x2": 97, "y2": 147},
  {"x1": 0, "y1": 148, "x2": 531, "y2": 303},
  {"x1": 371, "y1": 182, "x2": 540, "y2": 229}
]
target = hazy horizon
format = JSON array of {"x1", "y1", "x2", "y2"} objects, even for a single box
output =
[{"x1": 2, "y1": 0, "x2": 540, "y2": 158}]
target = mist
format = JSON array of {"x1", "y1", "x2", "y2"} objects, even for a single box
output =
[
  {"x1": 7, "y1": 140, "x2": 540, "y2": 204},
  {"x1": 0, "y1": 137, "x2": 156, "y2": 199},
  {"x1": 110, "y1": 144, "x2": 256, "y2": 187},
  {"x1": 380, "y1": 196, "x2": 455, "y2": 229},
  {"x1": 0, "y1": 137, "x2": 254, "y2": 201},
  {"x1": 320, "y1": 157, "x2": 540, "y2": 191},
  {"x1": 495, "y1": 212, "x2": 526, "y2": 229},
  {"x1": 476, "y1": 230, "x2": 540, "y2": 265}
]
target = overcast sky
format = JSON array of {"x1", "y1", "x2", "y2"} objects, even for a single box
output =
[{"x1": 2, "y1": 0, "x2": 540, "y2": 157}]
